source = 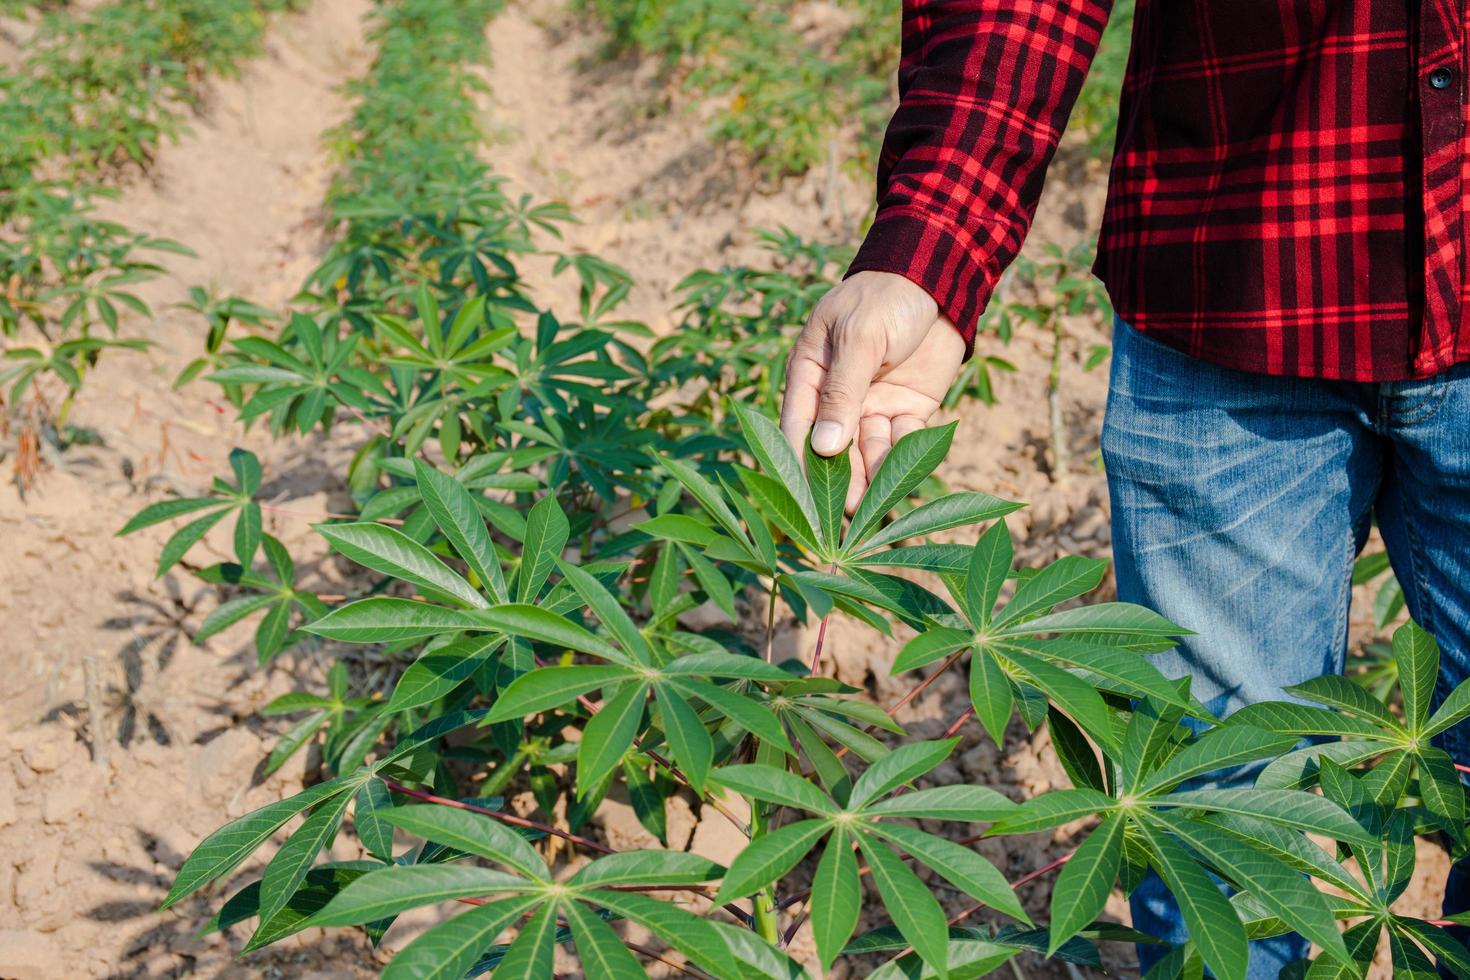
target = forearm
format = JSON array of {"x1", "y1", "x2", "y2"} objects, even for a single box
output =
[{"x1": 848, "y1": 0, "x2": 1115, "y2": 356}]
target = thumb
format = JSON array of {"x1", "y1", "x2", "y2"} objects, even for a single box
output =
[{"x1": 810, "y1": 326, "x2": 880, "y2": 456}]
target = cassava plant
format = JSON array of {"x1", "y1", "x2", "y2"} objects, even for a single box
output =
[{"x1": 123, "y1": 0, "x2": 1470, "y2": 976}]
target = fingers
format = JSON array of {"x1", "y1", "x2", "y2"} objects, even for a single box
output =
[
  {"x1": 890, "y1": 414, "x2": 927, "y2": 446},
  {"x1": 844, "y1": 442, "x2": 864, "y2": 514},
  {"x1": 810, "y1": 323, "x2": 880, "y2": 457},
  {"x1": 781, "y1": 318, "x2": 828, "y2": 456},
  {"x1": 853, "y1": 414, "x2": 892, "y2": 511}
]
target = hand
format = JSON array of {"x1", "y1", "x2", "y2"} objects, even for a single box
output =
[{"x1": 780, "y1": 270, "x2": 965, "y2": 511}]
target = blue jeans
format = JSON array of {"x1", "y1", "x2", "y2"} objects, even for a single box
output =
[{"x1": 1101, "y1": 318, "x2": 1470, "y2": 978}]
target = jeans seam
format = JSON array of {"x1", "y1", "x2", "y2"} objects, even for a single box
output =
[
  {"x1": 1392, "y1": 375, "x2": 1451, "y2": 426},
  {"x1": 1396, "y1": 485, "x2": 1438, "y2": 641}
]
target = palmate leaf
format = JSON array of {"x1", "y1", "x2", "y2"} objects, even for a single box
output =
[
  {"x1": 1137, "y1": 821, "x2": 1249, "y2": 980},
  {"x1": 557, "y1": 559, "x2": 652, "y2": 663},
  {"x1": 495, "y1": 902, "x2": 557, "y2": 978},
  {"x1": 380, "y1": 806, "x2": 547, "y2": 880},
  {"x1": 855, "y1": 491, "x2": 1020, "y2": 555},
  {"x1": 710, "y1": 763, "x2": 837, "y2": 814},
  {"x1": 1142, "y1": 725, "x2": 1298, "y2": 795},
  {"x1": 590, "y1": 890, "x2": 733, "y2": 978},
  {"x1": 250, "y1": 786, "x2": 358, "y2": 946},
  {"x1": 1393, "y1": 620, "x2": 1440, "y2": 732},
  {"x1": 715, "y1": 819, "x2": 830, "y2": 903},
  {"x1": 484, "y1": 664, "x2": 632, "y2": 721},
  {"x1": 1149, "y1": 811, "x2": 1347, "y2": 962},
  {"x1": 861, "y1": 835, "x2": 952, "y2": 979},
  {"x1": 162, "y1": 776, "x2": 358, "y2": 909},
  {"x1": 566, "y1": 850, "x2": 723, "y2": 887},
  {"x1": 1157, "y1": 788, "x2": 1374, "y2": 845},
  {"x1": 849, "y1": 738, "x2": 959, "y2": 809},
  {"x1": 516, "y1": 494, "x2": 570, "y2": 602},
  {"x1": 308, "y1": 864, "x2": 534, "y2": 927},
  {"x1": 1046, "y1": 810, "x2": 1124, "y2": 952},
  {"x1": 470, "y1": 603, "x2": 627, "y2": 662},
  {"x1": 306, "y1": 597, "x2": 489, "y2": 643},
  {"x1": 563, "y1": 897, "x2": 647, "y2": 980},
  {"x1": 657, "y1": 687, "x2": 714, "y2": 789},
  {"x1": 871, "y1": 822, "x2": 1029, "y2": 924},
  {"x1": 811, "y1": 828, "x2": 862, "y2": 969},
  {"x1": 805, "y1": 433, "x2": 850, "y2": 549},
  {"x1": 963, "y1": 517, "x2": 1012, "y2": 628},
  {"x1": 382, "y1": 894, "x2": 541, "y2": 980},
  {"x1": 731, "y1": 399, "x2": 823, "y2": 543},
  {"x1": 387, "y1": 635, "x2": 505, "y2": 713},
  {"x1": 844, "y1": 422, "x2": 956, "y2": 550},
  {"x1": 864, "y1": 785, "x2": 1016, "y2": 822},
  {"x1": 413, "y1": 459, "x2": 507, "y2": 602},
  {"x1": 992, "y1": 555, "x2": 1107, "y2": 628},
  {"x1": 578, "y1": 680, "x2": 648, "y2": 796},
  {"x1": 317, "y1": 521, "x2": 487, "y2": 608}
]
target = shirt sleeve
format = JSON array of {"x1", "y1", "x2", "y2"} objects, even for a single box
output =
[{"x1": 846, "y1": 1, "x2": 1115, "y2": 357}]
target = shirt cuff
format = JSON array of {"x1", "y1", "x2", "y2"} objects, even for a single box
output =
[{"x1": 844, "y1": 206, "x2": 996, "y2": 361}]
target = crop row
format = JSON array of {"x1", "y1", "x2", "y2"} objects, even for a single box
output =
[
  {"x1": 121, "y1": 2, "x2": 1461, "y2": 979},
  {"x1": 0, "y1": 0, "x2": 299, "y2": 480}
]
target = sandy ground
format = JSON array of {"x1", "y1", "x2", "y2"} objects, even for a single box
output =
[{"x1": 0, "y1": 0, "x2": 1444, "y2": 977}]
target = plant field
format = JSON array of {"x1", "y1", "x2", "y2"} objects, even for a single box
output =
[{"x1": 0, "y1": 2, "x2": 1445, "y2": 979}]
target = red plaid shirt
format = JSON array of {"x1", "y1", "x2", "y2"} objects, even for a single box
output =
[{"x1": 849, "y1": 1, "x2": 1470, "y2": 381}]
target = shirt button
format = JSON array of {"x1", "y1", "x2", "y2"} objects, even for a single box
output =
[{"x1": 1429, "y1": 67, "x2": 1454, "y2": 89}]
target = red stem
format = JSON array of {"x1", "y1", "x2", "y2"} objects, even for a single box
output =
[{"x1": 383, "y1": 778, "x2": 615, "y2": 853}]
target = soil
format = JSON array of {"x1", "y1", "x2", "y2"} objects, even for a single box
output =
[{"x1": 0, "y1": 0, "x2": 1443, "y2": 978}]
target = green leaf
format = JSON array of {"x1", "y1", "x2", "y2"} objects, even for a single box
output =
[
  {"x1": 865, "y1": 785, "x2": 1016, "y2": 822},
  {"x1": 587, "y1": 890, "x2": 733, "y2": 977},
  {"x1": 1393, "y1": 620, "x2": 1440, "y2": 732},
  {"x1": 656, "y1": 453, "x2": 753, "y2": 554},
  {"x1": 668, "y1": 677, "x2": 794, "y2": 754},
  {"x1": 811, "y1": 829, "x2": 861, "y2": 969},
  {"x1": 861, "y1": 836, "x2": 952, "y2": 979},
  {"x1": 987, "y1": 788, "x2": 1116, "y2": 836},
  {"x1": 887, "y1": 631, "x2": 970, "y2": 678},
  {"x1": 805, "y1": 434, "x2": 850, "y2": 550},
  {"x1": 161, "y1": 777, "x2": 355, "y2": 909},
  {"x1": 557, "y1": 560, "x2": 652, "y2": 663},
  {"x1": 1046, "y1": 811, "x2": 1125, "y2": 952},
  {"x1": 1142, "y1": 726, "x2": 1298, "y2": 795},
  {"x1": 156, "y1": 508, "x2": 230, "y2": 576},
  {"x1": 1136, "y1": 821, "x2": 1248, "y2": 980},
  {"x1": 662, "y1": 652, "x2": 795, "y2": 683},
  {"x1": 381, "y1": 806, "x2": 547, "y2": 880},
  {"x1": 1418, "y1": 748, "x2": 1467, "y2": 841},
  {"x1": 569, "y1": 850, "x2": 723, "y2": 888},
  {"x1": 578, "y1": 681, "x2": 647, "y2": 796},
  {"x1": 252, "y1": 786, "x2": 357, "y2": 940},
  {"x1": 517, "y1": 495, "x2": 570, "y2": 602},
  {"x1": 495, "y1": 902, "x2": 557, "y2": 978},
  {"x1": 715, "y1": 819, "x2": 829, "y2": 903},
  {"x1": 657, "y1": 688, "x2": 714, "y2": 790},
  {"x1": 1000, "y1": 602, "x2": 1183, "y2": 639},
  {"x1": 872, "y1": 823, "x2": 1030, "y2": 924},
  {"x1": 739, "y1": 466, "x2": 824, "y2": 555},
  {"x1": 710, "y1": 764, "x2": 836, "y2": 814},
  {"x1": 305, "y1": 597, "x2": 487, "y2": 643},
  {"x1": 234, "y1": 501, "x2": 262, "y2": 567},
  {"x1": 849, "y1": 738, "x2": 958, "y2": 810},
  {"x1": 388, "y1": 636, "x2": 505, "y2": 713},
  {"x1": 969, "y1": 651, "x2": 1014, "y2": 746},
  {"x1": 1150, "y1": 811, "x2": 1348, "y2": 962},
  {"x1": 414, "y1": 460, "x2": 507, "y2": 602},
  {"x1": 1156, "y1": 788, "x2": 1374, "y2": 845},
  {"x1": 317, "y1": 522, "x2": 487, "y2": 609},
  {"x1": 1286, "y1": 674, "x2": 1404, "y2": 730},
  {"x1": 355, "y1": 779, "x2": 395, "y2": 862},
  {"x1": 964, "y1": 518, "x2": 1012, "y2": 628},
  {"x1": 1426, "y1": 677, "x2": 1470, "y2": 738},
  {"x1": 194, "y1": 592, "x2": 279, "y2": 644},
  {"x1": 1229, "y1": 700, "x2": 1385, "y2": 740},
  {"x1": 309, "y1": 863, "x2": 533, "y2": 926},
  {"x1": 381, "y1": 895, "x2": 540, "y2": 980},
  {"x1": 844, "y1": 422, "x2": 956, "y2": 550},
  {"x1": 472, "y1": 603, "x2": 627, "y2": 663},
  {"x1": 993, "y1": 556, "x2": 1107, "y2": 628},
  {"x1": 732, "y1": 400, "x2": 823, "y2": 541},
  {"x1": 119, "y1": 496, "x2": 225, "y2": 535},
  {"x1": 564, "y1": 896, "x2": 647, "y2": 979},
  {"x1": 854, "y1": 544, "x2": 974, "y2": 574},
  {"x1": 856, "y1": 492, "x2": 1020, "y2": 555},
  {"x1": 485, "y1": 664, "x2": 632, "y2": 722}
]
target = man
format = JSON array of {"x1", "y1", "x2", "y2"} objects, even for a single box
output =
[{"x1": 778, "y1": 3, "x2": 1470, "y2": 975}]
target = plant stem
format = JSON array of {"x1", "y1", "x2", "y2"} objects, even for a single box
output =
[
  {"x1": 748, "y1": 798, "x2": 781, "y2": 943},
  {"x1": 1047, "y1": 312, "x2": 1069, "y2": 482},
  {"x1": 381, "y1": 778, "x2": 616, "y2": 854},
  {"x1": 764, "y1": 582, "x2": 777, "y2": 663}
]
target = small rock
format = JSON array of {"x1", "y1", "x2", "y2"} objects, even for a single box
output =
[
  {"x1": 42, "y1": 781, "x2": 89, "y2": 825},
  {"x1": 0, "y1": 929, "x2": 58, "y2": 980},
  {"x1": 22, "y1": 739, "x2": 73, "y2": 774}
]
